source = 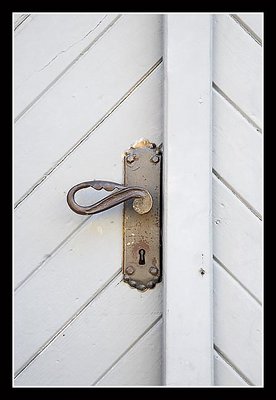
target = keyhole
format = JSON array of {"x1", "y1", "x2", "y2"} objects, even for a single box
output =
[{"x1": 139, "y1": 249, "x2": 146, "y2": 265}]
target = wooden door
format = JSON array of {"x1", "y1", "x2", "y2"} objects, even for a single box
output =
[
  {"x1": 14, "y1": 12, "x2": 263, "y2": 387},
  {"x1": 14, "y1": 13, "x2": 163, "y2": 386}
]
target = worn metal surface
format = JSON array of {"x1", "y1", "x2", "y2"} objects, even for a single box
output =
[
  {"x1": 123, "y1": 139, "x2": 162, "y2": 291},
  {"x1": 67, "y1": 180, "x2": 152, "y2": 216},
  {"x1": 66, "y1": 139, "x2": 162, "y2": 292}
]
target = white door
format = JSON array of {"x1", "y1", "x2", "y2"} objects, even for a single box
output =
[
  {"x1": 14, "y1": 13, "x2": 263, "y2": 387},
  {"x1": 14, "y1": 13, "x2": 163, "y2": 386}
]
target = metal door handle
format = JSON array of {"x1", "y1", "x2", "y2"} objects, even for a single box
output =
[
  {"x1": 67, "y1": 180, "x2": 153, "y2": 216},
  {"x1": 66, "y1": 139, "x2": 161, "y2": 291}
]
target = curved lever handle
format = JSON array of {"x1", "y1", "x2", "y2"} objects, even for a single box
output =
[{"x1": 67, "y1": 180, "x2": 152, "y2": 216}]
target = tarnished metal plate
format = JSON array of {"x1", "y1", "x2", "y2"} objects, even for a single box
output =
[{"x1": 123, "y1": 139, "x2": 162, "y2": 291}]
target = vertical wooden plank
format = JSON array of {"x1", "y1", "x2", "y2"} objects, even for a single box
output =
[{"x1": 163, "y1": 14, "x2": 213, "y2": 386}]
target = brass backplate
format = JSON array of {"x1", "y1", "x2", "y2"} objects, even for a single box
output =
[{"x1": 123, "y1": 139, "x2": 162, "y2": 291}]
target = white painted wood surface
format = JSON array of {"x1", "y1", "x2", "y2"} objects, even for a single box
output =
[
  {"x1": 214, "y1": 261, "x2": 262, "y2": 385},
  {"x1": 212, "y1": 13, "x2": 263, "y2": 386},
  {"x1": 14, "y1": 14, "x2": 30, "y2": 30},
  {"x1": 14, "y1": 65, "x2": 163, "y2": 373},
  {"x1": 15, "y1": 275, "x2": 162, "y2": 386},
  {"x1": 213, "y1": 14, "x2": 262, "y2": 128},
  {"x1": 14, "y1": 13, "x2": 24, "y2": 26},
  {"x1": 14, "y1": 14, "x2": 120, "y2": 119},
  {"x1": 14, "y1": 12, "x2": 263, "y2": 387},
  {"x1": 14, "y1": 13, "x2": 163, "y2": 387},
  {"x1": 15, "y1": 219, "x2": 122, "y2": 373},
  {"x1": 14, "y1": 65, "x2": 163, "y2": 289},
  {"x1": 236, "y1": 13, "x2": 263, "y2": 40},
  {"x1": 14, "y1": 14, "x2": 162, "y2": 204},
  {"x1": 14, "y1": 13, "x2": 32, "y2": 32},
  {"x1": 214, "y1": 352, "x2": 248, "y2": 387},
  {"x1": 95, "y1": 319, "x2": 162, "y2": 386},
  {"x1": 163, "y1": 14, "x2": 213, "y2": 386},
  {"x1": 213, "y1": 89, "x2": 262, "y2": 215},
  {"x1": 213, "y1": 175, "x2": 262, "y2": 302}
]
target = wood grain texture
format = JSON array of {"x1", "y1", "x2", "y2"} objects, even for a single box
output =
[
  {"x1": 214, "y1": 261, "x2": 262, "y2": 385},
  {"x1": 95, "y1": 319, "x2": 162, "y2": 386},
  {"x1": 214, "y1": 351, "x2": 248, "y2": 386},
  {"x1": 213, "y1": 175, "x2": 262, "y2": 301},
  {"x1": 14, "y1": 14, "x2": 163, "y2": 203},
  {"x1": 164, "y1": 14, "x2": 213, "y2": 386},
  {"x1": 15, "y1": 275, "x2": 162, "y2": 386},
  {"x1": 213, "y1": 14, "x2": 262, "y2": 128},
  {"x1": 236, "y1": 13, "x2": 263, "y2": 40},
  {"x1": 14, "y1": 13, "x2": 119, "y2": 118},
  {"x1": 14, "y1": 63, "x2": 163, "y2": 288},
  {"x1": 213, "y1": 89, "x2": 262, "y2": 215}
]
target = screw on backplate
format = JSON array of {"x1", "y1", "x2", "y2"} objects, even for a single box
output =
[
  {"x1": 129, "y1": 280, "x2": 137, "y2": 288},
  {"x1": 126, "y1": 266, "x2": 135, "y2": 275},
  {"x1": 151, "y1": 155, "x2": 159, "y2": 163},
  {"x1": 136, "y1": 283, "x2": 146, "y2": 291},
  {"x1": 126, "y1": 154, "x2": 135, "y2": 164},
  {"x1": 149, "y1": 266, "x2": 159, "y2": 276}
]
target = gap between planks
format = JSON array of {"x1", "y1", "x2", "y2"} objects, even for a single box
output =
[
  {"x1": 14, "y1": 14, "x2": 123, "y2": 123},
  {"x1": 14, "y1": 14, "x2": 31, "y2": 30},
  {"x1": 212, "y1": 169, "x2": 262, "y2": 221},
  {"x1": 212, "y1": 83, "x2": 262, "y2": 134},
  {"x1": 15, "y1": 216, "x2": 91, "y2": 292},
  {"x1": 14, "y1": 269, "x2": 122, "y2": 379},
  {"x1": 14, "y1": 57, "x2": 163, "y2": 210},
  {"x1": 213, "y1": 255, "x2": 262, "y2": 306},
  {"x1": 230, "y1": 14, "x2": 262, "y2": 46},
  {"x1": 92, "y1": 316, "x2": 162, "y2": 386},
  {"x1": 214, "y1": 344, "x2": 254, "y2": 386}
]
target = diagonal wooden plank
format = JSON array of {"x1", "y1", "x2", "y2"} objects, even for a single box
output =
[
  {"x1": 13, "y1": 13, "x2": 31, "y2": 31},
  {"x1": 94, "y1": 318, "x2": 162, "y2": 386},
  {"x1": 14, "y1": 66, "x2": 163, "y2": 375},
  {"x1": 14, "y1": 63, "x2": 163, "y2": 289},
  {"x1": 213, "y1": 175, "x2": 262, "y2": 301},
  {"x1": 14, "y1": 214, "x2": 122, "y2": 373},
  {"x1": 14, "y1": 14, "x2": 120, "y2": 120},
  {"x1": 15, "y1": 275, "x2": 162, "y2": 386},
  {"x1": 213, "y1": 89, "x2": 262, "y2": 216},
  {"x1": 213, "y1": 14, "x2": 262, "y2": 128},
  {"x1": 164, "y1": 14, "x2": 213, "y2": 386},
  {"x1": 14, "y1": 14, "x2": 163, "y2": 204},
  {"x1": 214, "y1": 351, "x2": 249, "y2": 386},
  {"x1": 214, "y1": 261, "x2": 262, "y2": 385}
]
